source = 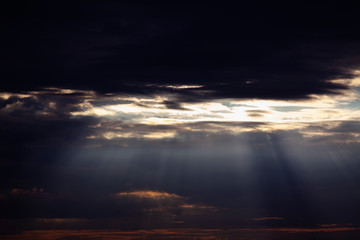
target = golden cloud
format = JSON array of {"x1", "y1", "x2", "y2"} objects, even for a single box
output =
[{"x1": 113, "y1": 190, "x2": 182, "y2": 200}]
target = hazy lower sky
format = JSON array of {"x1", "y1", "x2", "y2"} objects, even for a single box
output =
[{"x1": 1, "y1": 1, "x2": 360, "y2": 240}]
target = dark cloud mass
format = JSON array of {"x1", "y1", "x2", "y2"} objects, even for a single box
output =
[{"x1": 1, "y1": 1, "x2": 360, "y2": 100}]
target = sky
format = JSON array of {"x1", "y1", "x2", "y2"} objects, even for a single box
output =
[{"x1": 1, "y1": 1, "x2": 360, "y2": 239}]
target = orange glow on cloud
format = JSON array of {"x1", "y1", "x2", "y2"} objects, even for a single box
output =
[{"x1": 113, "y1": 190, "x2": 182, "y2": 200}]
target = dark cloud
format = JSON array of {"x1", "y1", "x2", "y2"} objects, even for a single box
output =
[
  {"x1": 1, "y1": 1, "x2": 360, "y2": 101},
  {"x1": 162, "y1": 100, "x2": 188, "y2": 110},
  {"x1": 246, "y1": 109, "x2": 271, "y2": 118}
]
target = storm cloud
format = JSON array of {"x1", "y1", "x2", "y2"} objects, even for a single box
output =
[{"x1": 1, "y1": 1, "x2": 360, "y2": 101}]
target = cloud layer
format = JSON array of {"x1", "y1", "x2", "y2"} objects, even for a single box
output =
[{"x1": 2, "y1": 2, "x2": 360, "y2": 102}]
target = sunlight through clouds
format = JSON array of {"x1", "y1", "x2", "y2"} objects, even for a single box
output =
[
  {"x1": 66, "y1": 83, "x2": 360, "y2": 140},
  {"x1": 2, "y1": 2, "x2": 360, "y2": 239}
]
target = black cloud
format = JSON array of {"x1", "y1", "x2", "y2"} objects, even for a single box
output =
[{"x1": 1, "y1": 1, "x2": 360, "y2": 100}]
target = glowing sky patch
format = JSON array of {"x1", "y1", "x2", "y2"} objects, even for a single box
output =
[
  {"x1": 114, "y1": 190, "x2": 182, "y2": 200},
  {"x1": 1, "y1": 77, "x2": 359, "y2": 142},
  {"x1": 65, "y1": 77, "x2": 360, "y2": 133}
]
